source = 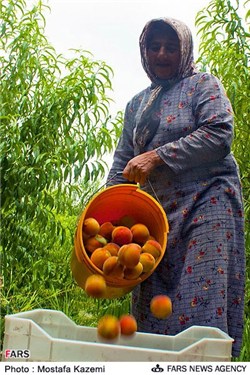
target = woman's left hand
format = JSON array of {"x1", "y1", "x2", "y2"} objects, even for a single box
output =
[{"x1": 122, "y1": 150, "x2": 163, "y2": 185}]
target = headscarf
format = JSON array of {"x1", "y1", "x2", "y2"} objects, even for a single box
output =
[{"x1": 134, "y1": 17, "x2": 197, "y2": 153}]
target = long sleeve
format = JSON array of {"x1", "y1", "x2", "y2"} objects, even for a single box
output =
[
  {"x1": 156, "y1": 74, "x2": 234, "y2": 174},
  {"x1": 106, "y1": 100, "x2": 136, "y2": 186}
]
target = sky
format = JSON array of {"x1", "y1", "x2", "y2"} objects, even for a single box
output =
[{"x1": 37, "y1": 0, "x2": 211, "y2": 113}]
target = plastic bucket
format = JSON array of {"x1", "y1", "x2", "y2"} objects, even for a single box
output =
[{"x1": 71, "y1": 184, "x2": 169, "y2": 298}]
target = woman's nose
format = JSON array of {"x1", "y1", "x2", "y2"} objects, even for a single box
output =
[{"x1": 158, "y1": 46, "x2": 168, "y2": 57}]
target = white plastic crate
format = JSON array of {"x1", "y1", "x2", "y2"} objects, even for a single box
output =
[{"x1": 2, "y1": 309, "x2": 233, "y2": 362}]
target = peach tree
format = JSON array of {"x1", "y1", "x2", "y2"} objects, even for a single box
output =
[{"x1": 0, "y1": 1, "x2": 122, "y2": 292}]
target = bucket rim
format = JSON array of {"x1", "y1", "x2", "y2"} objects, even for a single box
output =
[
  {"x1": 83, "y1": 183, "x2": 169, "y2": 232},
  {"x1": 73, "y1": 183, "x2": 169, "y2": 293}
]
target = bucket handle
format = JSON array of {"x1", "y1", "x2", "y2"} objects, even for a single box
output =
[
  {"x1": 85, "y1": 171, "x2": 124, "y2": 202},
  {"x1": 146, "y1": 178, "x2": 162, "y2": 205},
  {"x1": 87, "y1": 171, "x2": 162, "y2": 206}
]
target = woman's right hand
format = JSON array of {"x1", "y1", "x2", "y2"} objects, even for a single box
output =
[{"x1": 122, "y1": 150, "x2": 163, "y2": 185}]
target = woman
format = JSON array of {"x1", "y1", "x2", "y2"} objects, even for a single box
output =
[{"x1": 106, "y1": 17, "x2": 245, "y2": 357}]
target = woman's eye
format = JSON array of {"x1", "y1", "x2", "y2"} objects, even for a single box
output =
[
  {"x1": 148, "y1": 44, "x2": 160, "y2": 52},
  {"x1": 168, "y1": 47, "x2": 178, "y2": 53}
]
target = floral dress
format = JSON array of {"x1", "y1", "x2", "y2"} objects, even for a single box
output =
[{"x1": 107, "y1": 72, "x2": 245, "y2": 357}]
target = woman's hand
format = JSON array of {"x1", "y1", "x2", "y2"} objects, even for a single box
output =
[{"x1": 122, "y1": 150, "x2": 163, "y2": 185}]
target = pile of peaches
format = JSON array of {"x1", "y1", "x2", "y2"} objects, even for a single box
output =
[
  {"x1": 81, "y1": 216, "x2": 172, "y2": 341},
  {"x1": 82, "y1": 216, "x2": 163, "y2": 294}
]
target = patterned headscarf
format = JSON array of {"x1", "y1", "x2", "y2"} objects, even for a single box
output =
[
  {"x1": 134, "y1": 18, "x2": 197, "y2": 152},
  {"x1": 140, "y1": 17, "x2": 197, "y2": 86}
]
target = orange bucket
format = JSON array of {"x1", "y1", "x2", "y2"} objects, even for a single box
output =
[{"x1": 71, "y1": 184, "x2": 169, "y2": 298}]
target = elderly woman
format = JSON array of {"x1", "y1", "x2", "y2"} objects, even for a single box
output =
[{"x1": 106, "y1": 17, "x2": 245, "y2": 357}]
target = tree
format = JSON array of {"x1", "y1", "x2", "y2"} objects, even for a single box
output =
[
  {"x1": 195, "y1": 0, "x2": 249, "y2": 182},
  {"x1": 0, "y1": 0, "x2": 122, "y2": 290},
  {"x1": 195, "y1": 0, "x2": 250, "y2": 360}
]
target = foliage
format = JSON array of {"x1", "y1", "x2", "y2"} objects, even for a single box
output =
[
  {"x1": 196, "y1": 0, "x2": 250, "y2": 361},
  {"x1": 195, "y1": 0, "x2": 250, "y2": 183},
  {"x1": 0, "y1": 0, "x2": 122, "y2": 291},
  {"x1": 0, "y1": 0, "x2": 124, "y2": 349}
]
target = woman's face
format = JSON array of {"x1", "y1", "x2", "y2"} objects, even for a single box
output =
[{"x1": 147, "y1": 31, "x2": 181, "y2": 80}]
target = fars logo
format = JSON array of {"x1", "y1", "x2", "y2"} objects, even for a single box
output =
[{"x1": 5, "y1": 349, "x2": 30, "y2": 359}]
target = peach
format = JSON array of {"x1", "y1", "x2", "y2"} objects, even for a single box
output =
[
  {"x1": 90, "y1": 248, "x2": 111, "y2": 270},
  {"x1": 82, "y1": 231, "x2": 90, "y2": 242},
  {"x1": 118, "y1": 243, "x2": 141, "y2": 268},
  {"x1": 99, "y1": 222, "x2": 115, "y2": 240},
  {"x1": 83, "y1": 217, "x2": 100, "y2": 236},
  {"x1": 131, "y1": 223, "x2": 150, "y2": 244},
  {"x1": 103, "y1": 242, "x2": 120, "y2": 256},
  {"x1": 97, "y1": 315, "x2": 120, "y2": 340},
  {"x1": 139, "y1": 252, "x2": 156, "y2": 273},
  {"x1": 124, "y1": 262, "x2": 143, "y2": 280},
  {"x1": 119, "y1": 215, "x2": 136, "y2": 228},
  {"x1": 148, "y1": 235, "x2": 156, "y2": 241},
  {"x1": 85, "y1": 274, "x2": 106, "y2": 298},
  {"x1": 119, "y1": 314, "x2": 137, "y2": 336},
  {"x1": 112, "y1": 226, "x2": 133, "y2": 246},
  {"x1": 84, "y1": 234, "x2": 107, "y2": 253},
  {"x1": 103, "y1": 256, "x2": 124, "y2": 279},
  {"x1": 141, "y1": 239, "x2": 162, "y2": 259},
  {"x1": 150, "y1": 295, "x2": 172, "y2": 319}
]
